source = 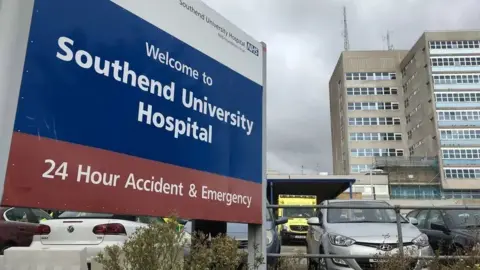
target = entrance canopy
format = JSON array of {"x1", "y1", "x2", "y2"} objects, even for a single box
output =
[{"x1": 267, "y1": 175, "x2": 356, "y2": 206}]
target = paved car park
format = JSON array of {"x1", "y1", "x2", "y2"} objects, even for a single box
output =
[{"x1": 281, "y1": 244, "x2": 307, "y2": 269}]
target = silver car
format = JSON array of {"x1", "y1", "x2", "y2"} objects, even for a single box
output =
[{"x1": 306, "y1": 200, "x2": 433, "y2": 270}]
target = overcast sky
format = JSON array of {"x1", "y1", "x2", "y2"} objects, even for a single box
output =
[{"x1": 203, "y1": 0, "x2": 480, "y2": 174}]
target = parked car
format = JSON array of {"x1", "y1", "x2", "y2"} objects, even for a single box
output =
[
  {"x1": 406, "y1": 206, "x2": 480, "y2": 254},
  {"x1": 0, "y1": 207, "x2": 52, "y2": 254},
  {"x1": 29, "y1": 211, "x2": 190, "y2": 264},
  {"x1": 306, "y1": 200, "x2": 433, "y2": 270},
  {"x1": 183, "y1": 203, "x2": 288, "y2": 267},
  {"x1": 266, "y1": 203, "x2": 288, "y2": 266},
  {"x1": 226, "y1": 205, "x2": 288, "y2": 266}
]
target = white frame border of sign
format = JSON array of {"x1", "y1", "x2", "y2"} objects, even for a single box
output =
[
  {"x1": 0, "y1": 1, "x2": 268, "y2": 268},
  {"x1": 0, "y1": 0, "x2": 35, "y2": 203},
  {"x1": 247, "y1": 41, "x2": 267, "y2": 269}
]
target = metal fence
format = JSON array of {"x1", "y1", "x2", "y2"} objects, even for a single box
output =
[{"x1": 266, "y1": 204, "x2": 480, "y2": 262}]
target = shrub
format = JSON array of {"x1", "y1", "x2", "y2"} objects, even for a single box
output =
[
  {"x1": 95, "y1": 217, "x2": 480, "y2": 270},
  {"x1": 267, "y1": 254, "x2": 304, "y2": 270},
  {"x1": 95, "y1": 216, "x2": 266, "y2": 270},
  {"x1": 184, "y1": 231, "x2": 248, "y2": 270},
  {"x1": 373, "y1": 243, "x2": 480, "y2": 270},
  {"x1": 374, "y1": 247, "x2": 424, "y2": 270},
  {"x1": 95, "y1": 218, "x2": 184, "y2": 270},
  {"x1": 94, "y1": 216, "x2": 480, "y2": 270}
]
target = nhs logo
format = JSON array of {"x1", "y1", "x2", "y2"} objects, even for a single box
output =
[{"x1": 246, "y1": 42, "x2": 259, "y2": 56}]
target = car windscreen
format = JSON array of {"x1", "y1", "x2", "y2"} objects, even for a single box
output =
[
  {"x1": 31, "y1": 209, "x2": 53, "y2": 220},
  {"x1": 327, "y1": 202, "x2": 407, "y2": 223},
  {"x1": 282, "y1": 207, "x2": 315, "y2": 218},
  {"x1": 57, "y1": 211, "x2": 136, "y2": 221},
  {"x1": 445, "y1": 210, "x2": 480, "y2": 228}
]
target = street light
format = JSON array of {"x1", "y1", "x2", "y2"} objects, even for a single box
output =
[{"x1": 361, "y1": 169, "x2": 384, "y2": 200}]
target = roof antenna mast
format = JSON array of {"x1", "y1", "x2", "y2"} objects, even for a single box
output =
[
  {"x1": 342, "y1": 6, "x2": 350, "y2": 51},
  {"x1": 383, "y1": 30, "x2": 395, "y2": 50}
]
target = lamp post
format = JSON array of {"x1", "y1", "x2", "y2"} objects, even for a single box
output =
[
  {"x1": 361, "y1": 169, "x2": 379, "y2": 200},
  {"x1": 370, "y1": 169, "x2": 376, "y2": 200}
]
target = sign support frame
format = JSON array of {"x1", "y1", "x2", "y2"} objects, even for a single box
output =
[
  {"x1": 247, "y1": 41, "x2": 267, "y2": 270},
  {"x1": 0, "y1": 0, "x2": 35, "y2": 204}
]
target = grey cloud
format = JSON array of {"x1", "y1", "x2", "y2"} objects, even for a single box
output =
[{"x1": 203, "y1": 0, "x2": 480, "y2": 174}]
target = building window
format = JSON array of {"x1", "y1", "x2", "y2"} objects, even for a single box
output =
[
  {"x1": 347, "y1": 102, "x2": 399, "y2": 111},
  {"x1": 345, "y1": 72, "x2": 397, "y2": 81},
  {"x1": 407, "y1": 122, "x2": 423, "y2": 139},
  {"x1": 440, "y1": 129, "x2": 480, "y2": 140},
  {"x1": 431, "y1": 56, "x2": 480, "y2": 67},
  {"x1": 444, "y1": 168, "x2": 480, "y2": 179},
  {"x1": 350, "y1": 164, "x2": 371, "y2": 173},
  {"x1": 404, "y1": 88, "x2": 419, "y2": 109},
  {"x1": 404, "y1": 71, "x2": 417, "y2": 88},
  {"x1": 390, "y1": 186, "x2": 441, "y2": 199},
  {"x1": 350, "y1": 148, "x2": 404, "y2": 157},
  {"x1": 409, "y1": 139, "x2": 425, "y2": 155},
  {"x1": 348, "y1": 117, "x2": 401, "y2": 126},
  {"x1": 432, "y1": 74, "x2": 480, "y2": 84},
  {"x1": 437, "y1": 110, "x2": 480, "y2": 121},
  {"x1": 442, "y1": 148, "x2": 480, "y2": 159},
  {"x1": 349, "y1": 132, "x2": 402, "y2": 141},
  {"x1": 346, "y1": 87, "x2": 398, "y2": 96},
  {"x1": 406, "y1": 104, "x2": 422, "y2": 122},
  {"x1": 442, "y1": 190, "x2": 480, "y2": 199},
  {"x1": 429, "y1": 40, "x2": 480, "y2": 50},
  {"x1": 435, "y1": 92, "x2": 480, "y2": 102},
  {"x1": 403, "y1": 57, "x2": 415, "y2": 74}
]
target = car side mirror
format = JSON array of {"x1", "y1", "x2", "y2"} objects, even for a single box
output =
[
  {"x1": 275, "y1": 217, "x2": 288, "y2": 226},
  {"x1": 431, "y1": 222, "x2": 449, "y2": 233},
  {"x1": 307, "y1": 217, "x2": 322, "y2": 226},
  {"x1": 408, "y1": 217, "x2": 419, "y2": 226}
]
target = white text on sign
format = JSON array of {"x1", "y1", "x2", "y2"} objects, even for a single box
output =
[{"x1": 40, "y1": 159, "x2": 252, "y2": 208}]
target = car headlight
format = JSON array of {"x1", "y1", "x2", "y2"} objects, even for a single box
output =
[
  {"x1": 412, "y1": 233, "x2": 429, "y2": 247},
  {"x1": 282, "y1": 224, "x2": 288, "y2": 231},
  {"x1": 328, "y1": 233, "x2": 355, "y2": 246},
  {"x1": 266, "y1": 229, "x2": 273, "y2": 246}
]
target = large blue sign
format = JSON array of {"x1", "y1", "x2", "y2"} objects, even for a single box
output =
[{"x1": 14, "y1": 0, "x2": 263, "y2": 183}]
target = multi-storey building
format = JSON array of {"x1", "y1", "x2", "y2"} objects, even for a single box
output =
[
  {"x1": 400, "y1": 31, "x2": 480, "y2": 197},
  {"x1": 329, "y1": 51, "x2": 408, "y2": 175},
  {"x1": 330, "y1": 30, "x2": 480, "y2": 199}
]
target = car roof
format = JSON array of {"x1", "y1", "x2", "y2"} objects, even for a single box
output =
[
  {"x1": 408, "y1": 205, "x2": 477, "y2": 210},
  {"x1": 326, "y1": 199, "x2": 389, "y2": 204}
]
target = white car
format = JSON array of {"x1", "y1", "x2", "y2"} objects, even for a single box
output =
[
  {"x1": 30, "y1": 211, "x2": 190, "y2": 263},
  {"x1": 306, "y1": 200, "x2": 433, "y2": 270}
]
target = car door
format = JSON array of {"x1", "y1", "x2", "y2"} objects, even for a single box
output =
[
  {"x1": 266, "y1": 208, "x2": 281, "y2": 253},
  {"x1": 413, "y1": 209, "x2": 429, "y2": 235},
  {"x1": 423, "y1": 210, "x2": 452, "y2": 254},
  {"x1": 23, "y1": 208, "x2": 45, "y2": 238},
  {"x1": 307, "y1": 206, "x2": 324, "y2": 255}
]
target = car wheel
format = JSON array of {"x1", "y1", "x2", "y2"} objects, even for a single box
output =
[
  {"x1": 308, "y1": 246, "x2": 328, "y2": 270},
  {"x1": 317, "y1": 246, "x2": 328, "y2": 270},
  {"x1": 307, "y1": 258, "x2": 318, "y2": 270}
]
